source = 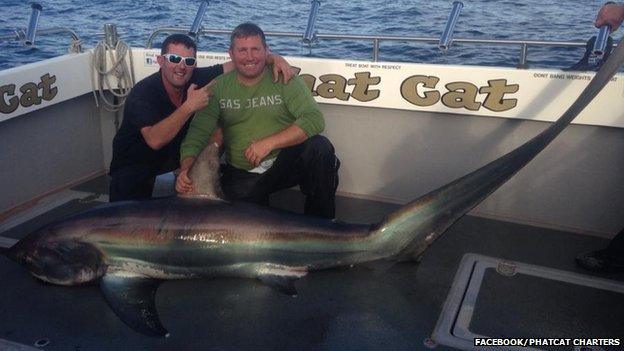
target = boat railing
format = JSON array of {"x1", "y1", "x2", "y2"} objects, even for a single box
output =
[
  {"x1": 0, "y1": 3, "x2": 83, "y2": 53},
  {"x1": 0, "y1": 1, "x2": 605, "y2": 69},
  {"x1": 145, "y1": 27, "x2": 589, "y2": 68},
  {"x1": 0, "y1": 28, "x2": 83, "y2": 53}
]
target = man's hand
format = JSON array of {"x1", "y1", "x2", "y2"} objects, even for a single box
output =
[
  {"x1": 244, "y1": 125, "x2": 308, "y2": 167},
  {"x1": 596, "y1": 3, "x2": 624, "y2": 31},
  {"x1": 183, "y1": 81, "x2": 216, "y2": 114},
  {"x1": 267, "y1": 53, "x2": 295, "y2": 84},
  {"x1": 175, "y1": 157, "x2": 196, "y2": 194},
  {"x1": 245, "y1": 139, "x2": 274, "y2": 167},
  {"x1": 210, "y1": 127, "x2": 223, "y2": 147},
  {"x1": 140, "y1": 82, "x2": 215, "y2": 151},
  {"x1": 175, "y1": 169, "x2": 194, "y2": 194}
]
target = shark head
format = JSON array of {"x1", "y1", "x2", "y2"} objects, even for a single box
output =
[{"x1": 7, "y1": 227, "x2": 107, "y2": 286}]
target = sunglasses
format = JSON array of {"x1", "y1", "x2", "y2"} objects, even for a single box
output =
[{"x1": 162, "y1": 53, "x2": 196, "y2": 67}]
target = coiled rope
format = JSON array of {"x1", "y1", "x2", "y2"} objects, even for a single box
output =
[{"x1": 91, "y1": 39, "x2": 135, "y2": 113}]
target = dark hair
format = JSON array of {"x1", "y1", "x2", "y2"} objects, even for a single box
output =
[
  {"x1": 230, "y1": 22, "x2": 266, "y2": 48},
  {"x1": 161, "y1": 34, "x2": 197, "y2": 55}
]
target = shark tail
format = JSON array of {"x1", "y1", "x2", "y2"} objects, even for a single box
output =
[{"x1": 369, "y1": 36, "x2": 624, "y2": 262}]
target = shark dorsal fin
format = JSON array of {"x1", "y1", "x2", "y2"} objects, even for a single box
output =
[{"x1": 183, "y1": 142, "x2": 226, "y2": 200}]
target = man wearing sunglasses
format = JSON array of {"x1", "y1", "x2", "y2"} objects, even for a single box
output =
[
  {"x1": 109, "y1": 33, "x2": 293, "y2": 202},
  {"x1": 176, "y1": 23, "x2": 339, "y2": 219}
]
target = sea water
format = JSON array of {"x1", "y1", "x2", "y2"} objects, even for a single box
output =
[{"x1": 0, "y1": 0, "x2": 614, "y2": 71}]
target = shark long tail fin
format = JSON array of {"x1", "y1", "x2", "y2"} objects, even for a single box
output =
[{"x1": 371, "y1": 36, "x2": 624, "y2": 261}]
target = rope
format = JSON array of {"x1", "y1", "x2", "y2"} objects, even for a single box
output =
[{"x1": 91, "y1": 38, "x2": 135, "y2": 114}]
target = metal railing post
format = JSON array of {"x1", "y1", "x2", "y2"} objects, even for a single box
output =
[
  {"x1": 518, "y1": 43, "x2": 528, "y2": 69},
  {"x1": 438, "y1": 1, "x2": 463, "y2": 52},
  {"x1": 592, "y1": 26, "x2": 610, "y2": 58},
  {"x1": 104, "y1": 24, "x2": 119, "y2": 47},
  {"x1": 373, "y1": 38, "x2": 379, "y2": 61},
  {"x1": 188, "y1": 1, "x2": 209, "y2": 41},
  {"x1": 24, "y1": 3, "x2": 43, "y2": 46},
  {"x1": 303, "y1": 0, "x2": 321, "y2": 45}
]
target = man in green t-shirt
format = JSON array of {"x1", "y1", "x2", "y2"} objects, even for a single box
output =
[{"x1": 176, "y1": 22, "x2": 339, "y2": 219}]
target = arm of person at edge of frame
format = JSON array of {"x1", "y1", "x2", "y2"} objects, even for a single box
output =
[
  {"x1": 175, "y1": 128, "x2": 223, "y2": 194},
  {"x1": 222, "y1": 51, "x2": 295, "y2": 83},
  {"x1": 596, "y1": 2, "x2": 624, "y2": 31},
  {"x1": 140, "y1": 80, "x2": 216, "y2": 150}
]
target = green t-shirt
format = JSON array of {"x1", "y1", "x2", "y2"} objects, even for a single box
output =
[{"x1": 180, "y1": 68, "x2": 325, "y2": 171}]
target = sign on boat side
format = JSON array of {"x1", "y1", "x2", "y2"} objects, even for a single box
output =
[{"x1": 1, "y1": 49, "x2": 623, "y2": 128}]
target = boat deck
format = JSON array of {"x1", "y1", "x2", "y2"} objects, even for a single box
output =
[{"x1": 1, "y1": 177, "x2": 622, "y2": 351}]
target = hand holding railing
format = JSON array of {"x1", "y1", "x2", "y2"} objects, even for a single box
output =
[{"x1": 592, "y1": 26, "x2": 611, "y2": 59}]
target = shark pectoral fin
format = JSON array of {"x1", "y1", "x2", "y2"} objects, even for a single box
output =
[
  {"x1": 100, "y1": 273, "x2": 168, "y2": 337},
  {"x1": 258, "y1": 265, "x2": 308, "y2": 296}
]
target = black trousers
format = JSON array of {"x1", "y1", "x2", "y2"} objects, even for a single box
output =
[
  {"x1": 109, "y1": 165, "x2": 156, "y2": 202},
  {"x1": 221, "y1": 135, "x2": 340, "y2": 219},
  {"x1": 109, "y1": 157, "x2": 178, "y2": 202}
]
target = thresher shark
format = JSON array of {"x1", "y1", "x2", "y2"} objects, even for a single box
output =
[{"x1": 3, "y1": 37, "x2": 623, "y2": 338}]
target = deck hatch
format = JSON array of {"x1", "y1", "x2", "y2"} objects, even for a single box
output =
[{"x1": 432, "y1": 253, "x2": 624, "y2": 351}]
